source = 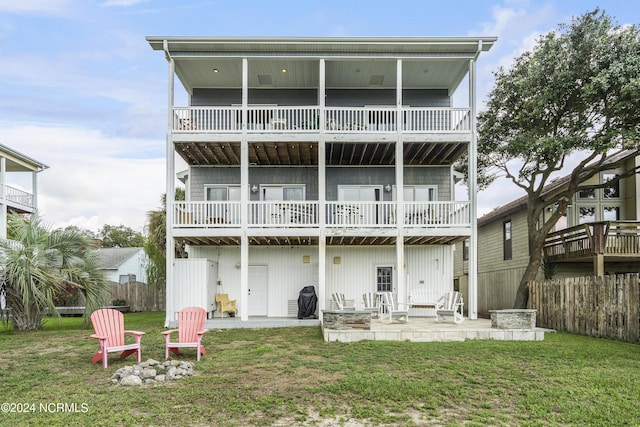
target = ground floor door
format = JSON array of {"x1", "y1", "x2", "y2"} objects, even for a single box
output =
[{"x1": 248, "y1": 265, "x2": 268, "y2": 316}]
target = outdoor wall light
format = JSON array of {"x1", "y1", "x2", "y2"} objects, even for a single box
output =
[
  {"x1": 384, "y1": 184, "x2": 392, "y2": 192},
  {"x1": 251, "y1": 185, "x2": 258, "y2": 193}
]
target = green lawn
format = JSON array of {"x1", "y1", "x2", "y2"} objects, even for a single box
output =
[{"x1": 1, "y1": 312, "x2": 639, "y2": 426}]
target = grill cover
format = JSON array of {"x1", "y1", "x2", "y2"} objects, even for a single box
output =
[{"x1": 297, "y1": 285, "x2": 317, "y2": 319}]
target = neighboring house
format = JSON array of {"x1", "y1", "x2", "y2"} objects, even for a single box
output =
[
  {"x1": 97, "y1": 247, "x2": 148, "y2": 284},
  {"x1": 454, "y1": 150, "x2": 640, "y2": 317},
  {"x1": 147, "y1": 36, "x2": 496, "y2": 325},
  {"x1": 0, "y1": 143, "x2": 48, "y2": 310},
  {"x1": 0, "y1": 143, "x2": 48, "y2": 239}
]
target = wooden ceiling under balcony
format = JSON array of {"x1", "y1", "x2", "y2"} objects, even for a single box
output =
[
  {"x1": 176, "y1": 234, "x2": 466, "y2": 247},
  {"x1": 175, "y1": 141, "x2": 466, "y2": 166}
]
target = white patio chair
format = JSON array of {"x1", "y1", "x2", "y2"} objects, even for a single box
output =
[
  {"x1": 331, "y1": 293, "x2": 356, "y2": 311},
  {"x1": 362, "y1": 292, "x2": 380, "y2": 318},
  {"x1": 379, "y1": 292, "x2": 409, "y2": 324},
  {"x1": 435, "y1": 291, "x2": 465, "y2": 324}
]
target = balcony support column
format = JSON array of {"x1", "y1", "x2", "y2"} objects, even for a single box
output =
[
  {"x1": 240, "y1": 57, "x2": 249, "y2": 321},
  {"x1": 593, "y1": 254, "x2": 605, "y2": 278},
  {"x1": 164, "y1": 43, "x2": 176, "y2": 327},
  {"x1": 318, "y1": 232, "x2": 326, "y2": 320},
  {"x1": 317, "y1": 58, "x2": 327, "y2": 315},
  {"x1": 395, "y1": 59, "x2": 406, "y2": 301},
  {"x1": 467, "y1": 54, "x2": 479, "y2": 319}
]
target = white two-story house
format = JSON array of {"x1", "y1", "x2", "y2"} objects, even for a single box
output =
[{"x1": 146, "y1": 36, "x2": 495, "y2": 325}]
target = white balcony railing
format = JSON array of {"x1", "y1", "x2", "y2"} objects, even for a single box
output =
[
  {"x1": 174, "y1": 201, "x2": 241, "y2": 227},
  {"x1": 249, "y1": 201, "x2": 319, "y2": 226},
  {"x1": 3, "y1": 185, "x2": 34, "y2": 209},
  {"x1": 172, "y1": 106, "x2": 470, "y2": 133},
  {"x1": 174, "y1": 201, "x2": 470, "y2": 228},
  {"x1": 326, "y1": 201, "x2": 396, "y2": 227}
]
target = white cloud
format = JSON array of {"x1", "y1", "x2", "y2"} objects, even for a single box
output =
[
  {"x1": 100, "y1": 0, "x2": 150, "y2": 7},
  {"x1": 0, "y1": 0, "x2": 73, "y2": 14},
  {"x1": 0, "y1": 124, "x2": 165, "y2": 233}
]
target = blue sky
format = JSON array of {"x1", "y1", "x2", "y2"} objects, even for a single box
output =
[{"x1": 1, "y1": 0, "x2": 638, "y2": 232}]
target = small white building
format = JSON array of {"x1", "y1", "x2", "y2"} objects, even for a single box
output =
[{"x1": 97, "y1": 247, "x2": 148, "y2": 284}]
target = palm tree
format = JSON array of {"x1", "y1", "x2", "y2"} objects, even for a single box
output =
[
  {"x1": 0, "y1": 214, "x2": 109, "y2": 330},
  {"x1": 144, "y1": 189, "x2": 186, "y2": 287}
]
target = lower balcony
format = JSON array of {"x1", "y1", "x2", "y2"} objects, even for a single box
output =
[{"x1": 544, "y1": 221, "x2": 640, "y2": 262}]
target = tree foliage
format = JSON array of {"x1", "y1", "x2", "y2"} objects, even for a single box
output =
[
  {"x1": 0, "y1": 214, "x2": 109, "y2": 330},
  {"x1": 477, "y1": 9, "x2": 640, "y2": 307},
  {"x1": 98, "y1": 224, "x2": 144, "y2": 248},
  {"x1": 144, "y1": 188, "x2": 186, "y2": 287}
]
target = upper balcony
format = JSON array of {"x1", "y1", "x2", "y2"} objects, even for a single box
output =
[
  {"x1": 172, "y1": 105, "x2": 471, "y2": 167},
  {"x1": 172, "y1": 105, "x2": 471, "y2": 135},
  {"x1": 543, "y1": 221, "x2": 640, "y2": 262}
]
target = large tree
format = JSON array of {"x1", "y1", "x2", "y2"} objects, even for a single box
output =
[
  {"x1": 98, "y1": 224, "x2": 145, "y2": 248},
  {"x1": 0, "y1": 214, "x2": 110, "y2": 330},
  {"x1": 477, "y1": 9, "x2": 640, "y2": 308}
]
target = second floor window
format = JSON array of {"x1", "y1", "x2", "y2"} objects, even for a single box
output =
[
  {"x1": 503, "y1": 220, "x2": 512, "y2": 260},
  {"x1": 206, "y1": 186, "x2": 241, "y2": 201},
  {"x1": 578, "y1": 188, "x2": 596, "y2": 200},
  {"x1": 261, "y1": 185, "x2": 305, "y2": 201},
  {"x1": 603, "y1": 206, "x2": 620, "y2": 221},
  {"x1": 578, "y1": 206, "x2": 597, "y2": 224},
  {"x1": 602, "y1": 173, "x2": 620, "y2": 199}
]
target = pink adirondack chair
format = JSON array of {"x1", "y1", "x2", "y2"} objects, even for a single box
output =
[
  {"x1": 162, "y1": 306, "x2": 209, "y2": 361},
  {"x1": 90, "y1": 308, "x2": 144, "y2": 369}
]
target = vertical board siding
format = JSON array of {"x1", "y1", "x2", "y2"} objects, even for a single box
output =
[
  {"x1": 191, "y1": 245, "x2": 453, "y2": 316},
  {"x1": 172, "y1": 259, "x2": 217, "y2": 320},
  {"x1": 529, "y1": 274, "x2": 640, "y2": 343},
  {"x1": 191, "y1": 246, "x2": 318, "y2": 317}
]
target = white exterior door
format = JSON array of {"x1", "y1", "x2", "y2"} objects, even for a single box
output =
[{"x1": 248, "y1": 265, "x2": 268, "y2": 316}]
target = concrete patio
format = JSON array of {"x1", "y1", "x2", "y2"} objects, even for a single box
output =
[
  {"x1": 322, "y1": 317, "x2": 550, "y2": 342},
  {"x1": 199, "y1": 315, "x2": 550, "y2": 343}
]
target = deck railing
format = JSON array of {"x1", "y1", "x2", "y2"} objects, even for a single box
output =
[
  {"x1": 172, "y1": 106, "x2": 471, "y2": 133},
  {"x1": 2, "y1": 185, "x2": 34, "y2": 208},
  {"x1": 174, "y1": 201, "x2": 470, "y2": 229},
  {"x1": 544, "y1": 221, "x2": 640, "y2": 260}
]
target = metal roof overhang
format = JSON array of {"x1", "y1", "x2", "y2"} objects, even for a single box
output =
[{"x1": 0, "y1": 143, "x2": 49, "y2": 172}]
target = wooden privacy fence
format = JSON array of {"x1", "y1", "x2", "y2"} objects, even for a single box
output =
[
  {"x1": 109, "y1": 281, "x2": 165, "y2": 312},
  {"x1": 528, "y1": 274, "x2": 640, "y2": 342}
]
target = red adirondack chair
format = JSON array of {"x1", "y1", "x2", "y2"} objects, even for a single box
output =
[
  {"x1": 162, "y1": 306, "x2": 209, "y2": 361},
  {"x1": 90, "y1": 308, "x2": 144, "y2": 369}
]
